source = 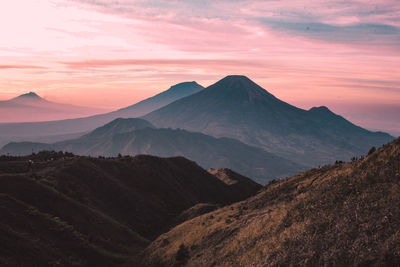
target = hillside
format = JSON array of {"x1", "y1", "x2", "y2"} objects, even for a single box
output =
[
  {"x1": 144, "y1": 75, "x2": 393, "y2": 166},
  {"x1": 0, "y1": 82, "x2": 203, "y2": 146},
  {"x1": 140, "y1": 137, "x2": 400, "y2": 266},
  {"x1": 0, "y1": 152, "x2": 259, "y2": 266},
  {"x1": 0, "y1": 118, "x2": 305, "y2": 184}
]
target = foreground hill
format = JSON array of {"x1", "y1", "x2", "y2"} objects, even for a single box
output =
[
  {"x1": 1, "y1": 118, "x2": 304, "y2": 184},
  {"x1": 144, "y1": 75, "x2": 393, "y2": 166},
  {"x1": 140, "y1": 137, "x2": 400, "y2": 266},
  {"x1": 0, "y1": 82, "x2": 203, "y2": 146},
  {"x1": 0, "y1": 152, "x2": 260, "y2": 266},
  {"x1": 0, "y1": 92, "x2": 107, "y2": 122}
]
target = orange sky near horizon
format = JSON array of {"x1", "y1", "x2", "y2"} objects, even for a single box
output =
[{"x1": 0, "y1": 0, "x2": 399, "y2": 135}]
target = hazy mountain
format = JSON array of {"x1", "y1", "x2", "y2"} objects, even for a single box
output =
[
  {"x1": 0, "y1": 92, "x2": 107, "y2": 122},
  {"x1": 140, "y1": 137, "x2": 400, "y2": 266},
  {"x1": 117, "y1": 81, "x2": 203, "y2": 115},
  {"x1": 0, "y1": 152, "x2": 260, "y2": 266},
  {"x1": 0, "y1": 118, "x2": 305, "y2": 184},
  {"x1": 144, "y1": 75, "x2": 393, "y2": 166},
  {"x1": 0, "y1": 82, "x2": 203, "y2": 146}
]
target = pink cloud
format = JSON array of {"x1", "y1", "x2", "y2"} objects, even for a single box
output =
[
  {"x1": 0, "y1": 0, "x2": 399, "y2": 135},
  {"x1": 60, "y1": 59, "x2": 262, "y2": 69},
  {"x1": 0, "y1": 65, "x2": 45, "y2": 69}
]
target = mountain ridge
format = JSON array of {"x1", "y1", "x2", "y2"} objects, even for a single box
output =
[
  {"x1": 0, "y1": 118, "x2": 305, "y2": 184},
  {"x1": 143, "y1": 75, "x2": 393, "y2": 166}
]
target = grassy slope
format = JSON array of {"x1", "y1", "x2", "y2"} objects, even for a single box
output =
[{"x1": 141, "y1": 138, "x2": 400, "y2": 266}]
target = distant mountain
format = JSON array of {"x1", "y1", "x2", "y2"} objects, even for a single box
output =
[
  {"x1": 0, "y1": 92, "x2": 107, "y2": 122},
  {"x1": 0, "y1": 152, "x2": 259, "y2": 266},
  {"x1": 0, "y1": 82, "x2": 203, "y2": 146},
  {"x1": 144, "y1": 75, "x2": 393, "y2": 166},
  {"x1": 13, "y1": 91, "x2": 42, "y2": 101},
  {"x1": 0, "y1": 118, "x2": 304, "y2": 184},
  {"x1": 140, "y1": 137, "x2": 400, "y2": 266},
  {"x1": 117, "y1": 81, "x2": 203, "y2": 115}
]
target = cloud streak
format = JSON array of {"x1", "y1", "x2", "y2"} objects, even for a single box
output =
[
  {"x1": 0, "y1": 65, "x2": 45, "y2": 69},
  {"x1": 60, "y1": 59, "x2": 262, "y2": 68}
]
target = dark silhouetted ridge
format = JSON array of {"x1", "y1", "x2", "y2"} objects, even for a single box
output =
[{"x1": 0, "y1": 151, "x2": 260, "y2": 266}]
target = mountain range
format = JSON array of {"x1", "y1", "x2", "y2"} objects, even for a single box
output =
[
  {"x1": 0, "y1": 82, "x2": 203, "y2": 146},
  {"x1": 144, "y1": 75, "x2": 393, "y2": 166},
  {"x1": 0, "y1": 75, "x2": 394, "y2": 178},
  {"x1": 0, "y1": 118, "x2": 304, "y2": 183},
  {"x1": 0, "y1": 92, "x2": 107, "y2": 122},
  {"x1": 1, "y1": 136, "x2": 399, "y2": 266}
]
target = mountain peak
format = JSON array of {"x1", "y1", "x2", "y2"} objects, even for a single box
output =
[
  {"x1": 166, "y1": 81, "x2": 203, "y2": 93},
  {"x1": 205, "y1": 75, "x2": 276, "y2": 102},
  {"x1": 308, "y1": 106, "x2": 334, "y2": 115},
  {"x1": 118, "y1": 81, "x2": 203, "y2": 113},
  {"x1": 16, "y1": 92, "x2": 41, "y2": 99},
  {"x1": 222, "y1": 75, "x2": 251, "y2": 81},
  {"x1": 84, "y1": 118, "x2": 154, "y2": 139}
]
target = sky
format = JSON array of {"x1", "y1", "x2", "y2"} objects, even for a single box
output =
[{"x1": 0, "y1": 0, "x2": 399, "y2": 135}]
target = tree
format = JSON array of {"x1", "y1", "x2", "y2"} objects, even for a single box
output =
[
  {"x1": 368, "y1": 146, "x2": 376, "y2": 156},
  {"x1": 175, "y1": 244, "x2": 189, "y2": 262}
]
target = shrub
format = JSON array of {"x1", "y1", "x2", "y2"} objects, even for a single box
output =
[
  {"x1": 176, "y1": 244, "x2": 189, "y2": 262},
  {"x1": 368, "y1": 146, "x2": 376, "y2": 156}
]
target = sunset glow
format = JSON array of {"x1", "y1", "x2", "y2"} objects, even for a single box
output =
[{"x1": 1, "y1": 0, "x2": 399, "y2": 134}]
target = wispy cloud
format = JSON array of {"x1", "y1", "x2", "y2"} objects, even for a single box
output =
[
  {"x1": 258, "y1": 20, "x2": 400, "y2": 45},
  {"x1": 60, "y1": 58, "x2": 261, "y2": 68},
  {"x1": 0, "y1": 65, "x2": 45, "y2": 69}
]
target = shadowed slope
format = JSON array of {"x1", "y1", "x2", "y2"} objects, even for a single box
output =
[{"x1": 0, "y1": 151, "x2": 261, "y2": 266}]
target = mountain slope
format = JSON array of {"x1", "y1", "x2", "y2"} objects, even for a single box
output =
[
  {"x1": 0, "y1": 82, "x2": 203, "y2": 145},
  {"x1": 117, "y1": 81, "x2": 203, "y2": 115},
  {"x1": 140, "y1": 137, "x2": 400, "y2": 266},
  {"x1": 0, "y1": 119, "x2": 305, "y2": 184},
  {"x1": 0, "y1": 92, "x2": 107, "y2": 122},
  {"x1": 208, "y1": 168, "x2": 263, "y2": 197},
  {"x1": 81, "y1": 117, "x2": 154, "y2": 139},
  {"x1": 144, "y1": 75, "x2": 393, "y2": 166},
  {"x1": 0, "y1": 151, "x2": 260, "y2": 266}
]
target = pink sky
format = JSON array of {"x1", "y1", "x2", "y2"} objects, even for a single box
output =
[{"x1": 0, "y1": 0, "x2": 399, "y2": 135}]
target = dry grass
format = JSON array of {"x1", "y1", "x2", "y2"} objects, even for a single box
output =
[{"x1": 140, "y1": 138, "x2": 400, "y2": 266}]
